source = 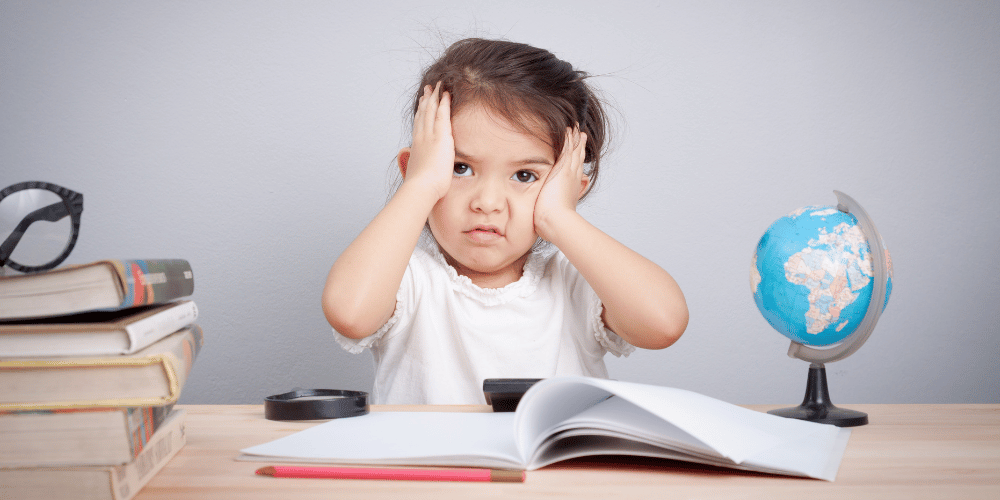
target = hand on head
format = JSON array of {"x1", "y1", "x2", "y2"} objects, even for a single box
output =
[
  {"x1": 398, "y1": 82, "x2": 455, "y2": 202},
  {"x1": 533, "y1": 127, "x2": 590, "y2": 242}
]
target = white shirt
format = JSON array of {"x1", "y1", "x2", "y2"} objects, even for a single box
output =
[{"x1": 333, "y1": 231, "x2": 634, "y2": 404}]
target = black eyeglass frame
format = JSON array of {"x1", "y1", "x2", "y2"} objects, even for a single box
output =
[{"x1": 0, "y1": 181, "x2": 84, "y2": 273}]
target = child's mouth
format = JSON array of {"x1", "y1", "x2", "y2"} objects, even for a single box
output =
[{"x1": 466, "y1": 225, "x2": 503, "y2": 241}]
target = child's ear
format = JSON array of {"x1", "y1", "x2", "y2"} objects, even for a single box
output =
[
  {"x1": 578, "y1": 173, "x2": 591, "y2": 200},
  {"x1": 397, "y1": 148, "x2": 411, "y2": 177}
]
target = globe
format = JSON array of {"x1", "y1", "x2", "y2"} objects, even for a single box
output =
[
  {"x1": 751, "y1": 204, "x2": 893, "y2": 347},
  {"x1": 750, "y1": 191, "x2": 893, "y2": 427}
]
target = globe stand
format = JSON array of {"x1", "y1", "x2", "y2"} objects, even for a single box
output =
[{"x1": 768, "y1": 363, "x2": 868, "y2": 427}]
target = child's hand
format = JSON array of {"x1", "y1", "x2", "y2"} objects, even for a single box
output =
[
  {"x1": 400, "y1": 83, "x2": 455, "y2": 202},
  {"x1": 533, "y1": 127, "x2": 589, "y2": 242}
]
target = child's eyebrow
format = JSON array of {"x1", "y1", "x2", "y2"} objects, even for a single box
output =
[
  {"x1": 455, "y1": 149, "x2": 553, "y2": 167},
  {"x1": 514, "y1": 157, "x2": 554, "y2": 167}
]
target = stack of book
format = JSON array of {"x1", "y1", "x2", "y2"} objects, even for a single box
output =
[{"x1": 0, "y1": 259, "x2": 203, "y2": 500}]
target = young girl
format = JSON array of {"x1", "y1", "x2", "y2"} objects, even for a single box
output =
[{"x1": 322, "y1": 38, "x2": 688, "y2": 404}]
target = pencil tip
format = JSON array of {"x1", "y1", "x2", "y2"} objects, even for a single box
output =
[
  {"x1": 256, "y1": 466, "x2": 276, "y2": 476},
  {"x1": 489, "y1": 469, "x2": 525, "y2": 483}
]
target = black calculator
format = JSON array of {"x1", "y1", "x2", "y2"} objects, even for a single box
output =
[{"x1": 482, "y1": 378, "x2": 543, "y2": 412}]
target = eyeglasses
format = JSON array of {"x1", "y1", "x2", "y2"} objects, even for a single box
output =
[{"x1": 0, "y1": 181, "x2": 84, "y2": 274}]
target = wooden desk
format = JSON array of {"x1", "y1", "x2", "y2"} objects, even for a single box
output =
[{"x1": 136, "y1": 404, "x2": 999, "y2": 499}]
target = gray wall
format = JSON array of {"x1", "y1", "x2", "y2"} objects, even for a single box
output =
[{"x1": 3, "y1": 1, "x2": 997, "y2": 404}]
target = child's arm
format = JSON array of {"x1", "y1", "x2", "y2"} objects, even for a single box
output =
[
  {"x1": 322, "y1": 84, "x2": 455, "y2": 339},
  {"x1": 533, "y1": 129, "x2": 689, "y2": 350}
]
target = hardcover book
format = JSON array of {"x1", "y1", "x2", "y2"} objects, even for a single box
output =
[
  {"x1": 0, "y1": 325, "x2": 204, "y2": 411},
  {"x1": 0, "y1": 300, "x2": 198, "y2": 357},
  {"x1": 0, "y1": 259, "x2": 194, "y2": 320},
  {"x1": 0, "y1": 404, "x2": 175, "y2": 467},
  {"x1": 0, "y1": 409, "x2": 186, "y2": 500},
  {"x1": 240, "y1": 376, "x2": 851, "y2": 481}
]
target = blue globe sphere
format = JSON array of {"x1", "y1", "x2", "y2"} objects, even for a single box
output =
[{"x1": 751, "y1": 205, "x2": 892, "y2": 346}]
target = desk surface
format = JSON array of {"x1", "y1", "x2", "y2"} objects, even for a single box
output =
[{"x1": 136, "y1": 404, "x2": 1000, "y2": 499}]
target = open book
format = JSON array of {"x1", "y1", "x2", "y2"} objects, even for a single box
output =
[{"x1": 239, "y1": 377, "x2": 851, "y2": 481}]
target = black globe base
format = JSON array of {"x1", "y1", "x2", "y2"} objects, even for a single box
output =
[{"x1": 768, "y1": 363, "x2": 868, "y2": 427}]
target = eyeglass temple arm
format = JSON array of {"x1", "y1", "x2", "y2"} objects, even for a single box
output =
[{"x1": 0, "y1": 201, "x2": 70, "y2": 264}]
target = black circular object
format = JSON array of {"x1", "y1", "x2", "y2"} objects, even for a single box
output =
[{"x1": 264, "y1": 389, "x2": 369, "y2": 421}]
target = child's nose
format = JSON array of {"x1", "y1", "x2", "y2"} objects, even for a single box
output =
[{"x1": 470, "y1": 178, "x2": 505, "y2": 213}]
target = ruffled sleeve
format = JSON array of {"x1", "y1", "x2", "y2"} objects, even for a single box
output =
[
  {"x1": 332, "y1": 283, "x2": 407, "y2": 354},
  {"x1": 587, "y1": 290, "x2": 635, "y2": 357}
]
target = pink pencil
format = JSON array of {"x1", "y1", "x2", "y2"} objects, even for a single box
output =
[{"x1": 256, "y1": 465, "x2": 525, "y2": 483}]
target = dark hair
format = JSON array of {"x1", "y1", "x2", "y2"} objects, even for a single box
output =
[{"x1": 411, "y1": 38, "x2": 610, "y2": 199}]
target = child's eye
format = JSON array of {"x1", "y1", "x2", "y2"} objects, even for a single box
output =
[
  {"x1": 512, "y1": 170, "x2": 538, "y2": 183},
  {"x1": 453, "y1": 163, "x2": 472, "y2": 177}
]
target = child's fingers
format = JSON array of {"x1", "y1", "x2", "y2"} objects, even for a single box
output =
[
  {"x1": 575, "y1": 131, "x2": 588, "y2": 168},
  {"x1": 435, "y1": 88, "x2": 451, "y2": 134},
  {"x1": 545, "y1": 129, "x2": 571, "y2": 181},
  {"x1": 574, "y1": 131, "x2": 589, "y2": 199},
  {"x1": 413, "y1": 84, "x2": 433, "y2": 137},
  {"x1": 535, "y1": 127, "x2": 586, "y2": 222},
  {"x1": 559, "y1": 127, "x2": 586, "y2": 174},
  {"x1": 557, "y1": 127, "x2": 589, "y2": 200},
  {"x1": 420, "y1": 83, "x2": 441, "y2": 137},
  {"x1": 555, "y1": 127, "x2": 575, "y2": 167}
]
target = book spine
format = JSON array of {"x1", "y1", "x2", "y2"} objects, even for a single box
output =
[
  {"x1": 109, "y1": 259, "x2": 194, "y2": 309},
  {"x1": 111, "y1": 409, "x2": 186, "y2": 500},
  {"x1": 166, "y1": 324, "x2": 204, "y2": 403},
  {"x1": 123, "y1": 300, "x2": 199, "y2": 353},
  {"x1": 124, "y1": 404, "x2": 175, "y2": 459}
]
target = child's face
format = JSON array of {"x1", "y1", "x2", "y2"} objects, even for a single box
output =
[{"x1": 428, "y1": 103, "x2": 555, "y2": 286}]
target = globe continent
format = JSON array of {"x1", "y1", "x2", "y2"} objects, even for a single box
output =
[{"x1": 751, "y1": 205, "x2": 892, "y2": 346}]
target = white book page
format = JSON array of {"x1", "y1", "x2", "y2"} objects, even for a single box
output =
[
  {"x1": 528, "y1": 432, "x2": 712, "y2": 470},
  {"x1": 515, "y1": 377, "x2": 848, "y2": 477},
  {"x1": 530, "y1": 430, "x2": 844, "y2": 480},
  {"x1": 239, "y1": 412, "x2": 523, "y2": 468},
  {"x1": 513, "y1": 380, "x2": 617, "y2": 455},
  {"x1": 736, "y1": 425, "x2": 852, "y2": 481},
  {"x1": 535, "y1": 396, "x2": 722, "y2": 462}
]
